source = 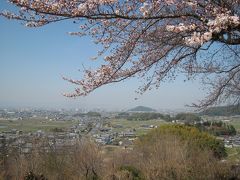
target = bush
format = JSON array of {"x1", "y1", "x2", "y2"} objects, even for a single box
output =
[
  {"x1": 133, "y1": 125, "x2": 229, "y2": 179},
  {"x1": 119, "y1": 165, "x2": 144, "y2": 180},
  {"x1": 137, "y1": 124, "x2": 226, "y2": 158},
  {"x1": 24, "y1": 171, "x2": 47, "y2": 180}
]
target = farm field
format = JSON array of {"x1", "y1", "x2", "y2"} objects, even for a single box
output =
[
  {"x1": 110, "y1": 118, "x2": 169, "y2": 136},
  {"x1": 229, "y1": 119, "x2": 240, "y2": 133},
  {"x1": 0, "y1": 118, "x2": 78, "y2": 133},
  {"x1": 1, "y1": 116, "x2": 239, "y2": 137}
]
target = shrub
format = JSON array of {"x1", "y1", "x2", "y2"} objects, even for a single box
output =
[
  {"x1": 137, "y1": 124, "x2": 226, "y2": 158},
  {"x1": 119, "y1": 165, "x2": 144, "y2": 180},
  {"x1": 133, "y1": 125, "x2": 229, "y2": 179},
  {"x1": 24, "y1": 171, "x2": 47, "y2": 180}
]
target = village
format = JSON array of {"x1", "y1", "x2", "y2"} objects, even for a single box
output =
[{"x1": 1, "y1": 107, "x2": 240, "y2": 156}]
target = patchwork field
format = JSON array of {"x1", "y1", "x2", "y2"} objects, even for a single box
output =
[
  {"x1": 1, "y1": 116, "x2": 240, "y2": 136},
  {"x1": 0, "y1": 118, "x2": 78, "y2": 133},
  {"x1": 110, "y1": 118, "x2": 168, "y2": 136}
]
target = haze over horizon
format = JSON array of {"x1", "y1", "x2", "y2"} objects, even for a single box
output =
[{"x1": 0, "y1": 1, "x2": 205, "y2": 111}]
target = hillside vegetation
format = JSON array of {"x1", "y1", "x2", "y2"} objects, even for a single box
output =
[
  {"x1": 201, "y1": 105, "x2": 240, "y2": 116},
  {"x1": 117, "y1": 112, "x2": 171, "y2": 121}
]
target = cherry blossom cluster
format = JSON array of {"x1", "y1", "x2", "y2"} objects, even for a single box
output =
[
  {"x1": 139, "y1": 2, "x2": 151, "y2": 17},
  {"x1": 185, "y1": 32, "x2": 212, "y2": 46},
  {"x1": 166, "y1": 24, "x2": 196, "y2": 33},
  {"x1": 207, "y1": 13, "x2": 240, "y2": 33},
  {"x1": 77, "y1": 0, "x2": 117, "y2": 13},
  {"x1": 185, "y1": 11, "x2": 240, "y2": 46},
  {"x1": 166, "y1": 10, "x2": 240, "y2": 47}
]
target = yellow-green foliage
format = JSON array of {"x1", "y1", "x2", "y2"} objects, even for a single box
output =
[{"x1": 137, "y1": 124, "x2": 226, "y2": 158}]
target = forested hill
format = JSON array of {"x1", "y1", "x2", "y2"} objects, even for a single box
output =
[
  {"x1": 128, "y1": 106, "x2": 156, "y2": 112},
  {"x1": 200, "y1": 105, "x2": 240, "y2": 116}
]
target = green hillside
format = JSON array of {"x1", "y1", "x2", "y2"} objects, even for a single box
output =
[{"x1": 200, "y1": 105, "x2": 240, "y2": 116}]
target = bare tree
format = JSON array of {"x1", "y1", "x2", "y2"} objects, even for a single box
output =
[{"x1": 1, "y1": 0, "x2": 240, "y2": 108}]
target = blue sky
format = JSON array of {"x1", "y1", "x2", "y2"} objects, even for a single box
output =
[{"x1": 0, "y1": 1, "x2": 205, "y2": 110}]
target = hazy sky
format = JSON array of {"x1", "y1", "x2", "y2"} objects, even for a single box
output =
[{"x1": 0, "y1": 1, "x2": 205, "y2": 110}]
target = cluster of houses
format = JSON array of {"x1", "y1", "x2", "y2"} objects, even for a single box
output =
[
  {"x1": 0, "y1": 116, "x2": 140, "y2": 155},
  {"x1": 1, "y1": 108, "x2": 240, "y2": 156},
  {"x1": 0, "y1": 130, "x2": 80, "y2": 155},
  {"x1": 224, "y1": 135, "x2": 240, "y2": 148}
]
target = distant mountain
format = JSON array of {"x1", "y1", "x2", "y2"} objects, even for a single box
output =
[
  {"x1": 128, "y1": 106, "x2": 156, "y2": 112},
  {"x1": 200, "y1": 105, "x2": 240, "y2": 116}
]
